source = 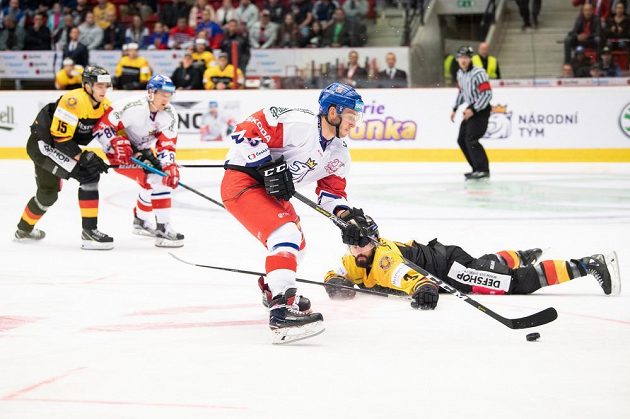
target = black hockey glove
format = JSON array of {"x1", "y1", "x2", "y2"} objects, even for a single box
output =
[
  {"x1": 339, "y1": 208, "x2": 377, "y2": 247},
  {"x1": 325, "y1": 276, "x2": 357, "y2": 300},
  {"x1": 410, "y1": 279, "x2": 439, "y2": 310},
  {"x1": 70, "y1": 151, "x2": 108, "y2": 183},
  {"x1": 256, "y1": 156, "x2": 295, "y2": 201},
  {"x1": 135, "y1": 149, "x2": 162, "y2": 171}
]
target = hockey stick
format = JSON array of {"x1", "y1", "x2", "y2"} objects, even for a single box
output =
[
  {"x1": 168, "y1": 252, "x2": 412, "y2": 301},
  {"x1": 109, "y1": 163, "x2": 225, "y2": 169},
  {"x1": 292, "y1": 191, "x2": 558, "y2": 330},
  {"x1": 129, "y1": 157, "x2": 225, "y2": 209}
]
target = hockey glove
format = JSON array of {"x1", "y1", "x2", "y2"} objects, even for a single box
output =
[
  {"x1": 256, "y1": 156, "x2": 295, "y2": 201},
  {"x1": 162, "y1": 163, "x2": 180, "y2": 188},
  {"x1": 79, "y1": 151, "x2": 109, "y2": 174},
  {"x1": 339, "y1": 208, "x2": 377, "y2": 247},
  {"x1": 135, "y1": 149, "x2": 162, "y2": 171},
  {"x1": 410, "y1": 278, "x2": 439, "y2": 310},
  {"x1": 110, "y1": 136, "x2": 133, "y2": 163},
  {"x1": 325, "y1": 276, "x2": 357, "y2": 300}
]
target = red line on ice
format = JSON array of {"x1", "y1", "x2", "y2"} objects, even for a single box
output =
[
  {"x1": 5, "y1": 397, "x2": 247, "y2": 410},
  {"x1": 0, "y1": 316, "x2": 41, "y2": 332},
  {"x1": 84, "y1": 319, "x2": 267, "y2": 332},
  {"x1": 1, "y1": 367, "x2": 86, "y2": 400}
]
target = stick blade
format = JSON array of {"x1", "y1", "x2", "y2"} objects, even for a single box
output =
[{"x1": 508, "y1": 307, "x2": 558, "y2": 329}]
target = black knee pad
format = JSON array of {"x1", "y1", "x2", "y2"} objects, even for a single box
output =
[
  {"x1": 470, "y1": 256, "x2": 511, "y2": 275},
  {"x1": 36, "y1": 188, "x2": 59, "y2": 207}
]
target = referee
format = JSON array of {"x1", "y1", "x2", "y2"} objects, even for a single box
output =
[{"x1": 450, "y1": 46, "x2": 493, "y2": 180}]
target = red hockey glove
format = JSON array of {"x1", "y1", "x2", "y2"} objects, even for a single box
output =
[
  {"x1": 110, "y1": 136, "x2": 133, "y2": 163},
  {"x1": 162, "y1": 163, "x2": 180, "y2": 188}
]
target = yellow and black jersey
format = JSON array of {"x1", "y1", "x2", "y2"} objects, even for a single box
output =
[
  {"x1": 324, "y1": 238, "x2": 427, "y2": 295},
  {"x1": 115, "y1": 56, "x2": 152, "y2": 83},
  {"x1": 192, "y1": 50, "x2": 215, "y2": 70},
  {"x1": 55, "y1": 65, "x2": 84, "y2": 90},
  {"x1": 49, "y1": 88, "x2": 111, "y2": 146},
  {"x1": 203, "y1": 65, "x2": 243, "y2": 90}
]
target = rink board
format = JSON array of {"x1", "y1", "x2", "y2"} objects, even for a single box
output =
[{"x1": 1, "y1": 87, "x2": 629, "y2": 161}]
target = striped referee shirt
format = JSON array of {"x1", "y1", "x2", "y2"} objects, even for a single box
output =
[{"x1": 453, "y1": 66, "x2": 492, "y2": 113}]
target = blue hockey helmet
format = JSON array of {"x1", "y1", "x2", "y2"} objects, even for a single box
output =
[
  {"x1": 208, "y1": 100, "x2": 218, "y2": 108},
  {"x1": 318, "y1": 82, "x2": 364, "y2": 117},
  {"x1": 147, "y1": 74, "x2": 176, "y2": 94}
]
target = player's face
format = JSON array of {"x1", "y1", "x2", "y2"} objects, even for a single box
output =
[
  {"x1": 349, "y1": 242, "x2": 375, "y2": 268},
  {"x1": 457, "y1": 55, "x2": 471, "y2": 70},
  {"x1": 338, "y1": 108, "x2": 361, "y2": 137},
  {"x1": 152, "y1": 90, "x2": 173, "y2": 111},
  {"x1": 90, "y1": 82, "x2": 109, "y2": 102}
]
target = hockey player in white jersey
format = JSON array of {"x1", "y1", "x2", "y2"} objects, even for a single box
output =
[
  {"x1": 221, "y1": 82, "x2": 377, "y2": 343},
  {"x1": 94, "y1": 74, "x2": 185, "y2": 248}
]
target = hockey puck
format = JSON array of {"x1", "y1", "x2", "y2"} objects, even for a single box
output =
[{"x1": 526, "y1": 332, "x2": 541, "y2": 342}]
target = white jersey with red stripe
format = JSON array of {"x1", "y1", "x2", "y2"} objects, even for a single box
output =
[
  {"x1": 94, "y1": 94, "x2": 179, "y2": 166},
  {"x1": 225, "y1": 106, "x2": 351, "y2": 213}
]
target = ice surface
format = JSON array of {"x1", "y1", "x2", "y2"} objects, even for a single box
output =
[{"x1": 1, "y1": 161, "x2": 629, "y2": 419}]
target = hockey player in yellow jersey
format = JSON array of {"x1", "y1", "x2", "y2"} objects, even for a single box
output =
[
  {"x1": 115, "y1": 42, "x2": 152, "y2": 89},
  {"x1": 324, "y1": 212, "x2": 620, "y2": 309},
  {"x1": 15, "y1": 65, "x2": 114, "y2": 250},
  {"x1": 54, "y1": 58, "x2": 84, "y2": 90},
  {"x1": 203, "y1": 52, "x2": 243, "y2": 90}
]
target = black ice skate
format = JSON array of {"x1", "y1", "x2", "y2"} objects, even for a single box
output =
[
  {"x1": 81, "y1": 229, "x2": 114, "y2": 250},
  {"x1": 465, "y1": 171, "x2": 490, "y2": 181},
  {"x1": 579, "y1": 253, "x2": 621, "y2": 296},
  {"x1": 132, "y1": 214, "x2": 158, "y2": 237},
  {"x1": 14, "y1": 228, "x2": 46, "y2": 241},
  {"x1": 518, "y1": 248, "x2": 544, "y2": 266},
  {"x1": 258, "y1": 277, "x2": 311, "y2": 312},
  {"x1": 269, "y1": 288, "x2": 324, "y2": 344},
  {"x1": 155, "y1": 223, "x2": 184, "y2": 248}
]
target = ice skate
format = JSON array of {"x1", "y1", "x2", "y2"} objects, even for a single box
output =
[
  {"x1": 518, "y1": 248, "x2": 543, "y2": 266},
  {"x1": 14, "y1": 228, "x2": 46, "y2": 241},
  {"x1": 155, "y1": 223, "x2": 184, "y2": 248},
  {"x1": 258, "y1": 277, "x2": 311, "y2": 312},
  {"x1": 269, "y1": 288, "x2": 324, "y2": 344},
  {"x1": 81, "y1": 228, "x2": 114, "y2": 250},
  {"x1": 465, "y1": 171, "x2": 490, "y2": 181},
  {"x1": 132, "y1": 214, "x2": 158, "y2": 237},
  {"x1": 580, "y1": 253, "x2": 621, "y2": 296}
]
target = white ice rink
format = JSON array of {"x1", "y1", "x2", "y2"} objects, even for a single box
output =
[{"x1": 1, "y1": 160, "x2": 629, "y2": 419}]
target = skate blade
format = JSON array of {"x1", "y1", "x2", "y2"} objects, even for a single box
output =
[
  {"x1": 271, "y1": 321, "x2": 325, "y2": 345},
  {"x1": 155, "y1": 238, "x2": 184, "y2": 248},
  {"x1": 132, "y1": 227, "x2": 158, "y2": 237},
  {"x1": 81, "y1": 240, "x2": 114, "y2": 250},
  {"x1": 606, "y1": 251, "x2": 621, "y2": 296}
]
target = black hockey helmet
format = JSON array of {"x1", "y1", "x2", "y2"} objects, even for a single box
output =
[
  {"x1": 456, "y1": 46, "x2": 475, "y2": 58},
  {"x1": 82, "y1": 65, "x2": 112, "y2": 89}
]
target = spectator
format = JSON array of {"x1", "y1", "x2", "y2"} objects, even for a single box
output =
[
  {"x1": 589, "y1": 61, "x2": 604, "y2": 76},
  {"x1": 236, "y1": 0, "x2": 259, "y2": 30},
  {"x1": 203, "y1": 51, "x2": 244, "y2": 89},
  {"x1": 93, "y1": 0, "x2": 115, "y2": 29},
  {"x1": 25, "y1": 12, "x2": 51, "y2": 50},
  {"x1": 119, "y1": 0, "x2": 153, "y2": 21},
  {"x1": 53, "y1": 13, "x2": 73, "y2": 50},
  {"x1": 264, "y1": 0, "x2": 286, "y2": 25},
  {"x1": 102, "y1": 10, "x2": 125, "y2": 50},
  {"x1": 323, "y1": 8, "x2": 350, "y2": 47},
  {"x1": 54, "y1": 57, "x2": 83, "y2": 89},
  {"x1": 342, "y1": 0, "x2": 368, "y2": 21},
  {"x1": 303, "y1": 19, "x2": 324, "y2": 47},
  {"x1": 115, "y1": 42, "x2": 152, "y2": 89},
  {"x1": 78, "y1": 11, "x2": 104, "y2": 49},
  {"x1": 277, "y1": 12, "x2": 302, "y2": 47},
  {"x1": 196, "y1": 6, "x2": 223, "y2": 49},
  {"x1": 1, "y1": 0, "x2": 25, "y2": 28},
  {"x1": 146, "y1": 21, "x2": 169, "y2": 50},
  {"x1": 343, "y1": 50, "x2": 368, "y2": 87},
  {"x1": 574, "y1": 0, "x2": 612, "y2": 26},
  {"x1": 221, "y1": 19, "x2": 250, "y2": 70},
  {"x1": 514, "y1": 0, "x2": 541, "y2": 30},
  {"x1": 168, "y1": 16, "x2": 196, "y2": 49},
  {"x1": 312, "y1": 0, "x2": 339, "y2": 28},
  {"x1": 47, "y1": 2, "x2": 64, "y2": 34},
  {"x1": 216, "y1": 0, "x2": 238, "y2": 28},
  {"x1": 600, "y1": 45, "x2": 621, "y2": 75},
  {"x1": 189, "y1": 0, "x2": 214, "y2": 29},
  {"x1": 606, "y1": 1, "x2": 630, "y2": 49},
  {"x1": 72, "y1": 0, "x2": 90, "y2": 26},
  {"x1": 0, "y1": 15, "x2": 25, "y2": 50},
  {"x1": 62, "y1": 26, "x2": 88, "y2": 66},
  {"x1": 571, "y1": 45, "x2": 593, "y2": 76},
  {"x1": 564, "y1": 3, "x2": 602, "y2": 63},
  {"x1": 125, "y1": 14, "x2": 149, "y2": 46},
  {"x1": 192, "y1": 38, "x2": 215, "y2": 70},
  {"x1": 159, "y1": 0, "x2": 191, "y2": 30},
  {"x1": 249, "y1": 9, "x2": 278, "y2": 48},
  {"x1": 292, "y1": 0, "x2": 314, "y2": 37},
  {"x1": 377, "y1": 52, "x2": 408, "y2": 88},
  {"x1": 443, "y1": 53, "x2": 460, "y2": 86},
  {"x1": 171, "y1": 50, "x2": 204, "y2": 89},
  {"x1": 472, "y1": 42, "x2": 501, "y2": 79},
  {"x1": 561, "y1": 63, "x2": 575, "y2": 77}
]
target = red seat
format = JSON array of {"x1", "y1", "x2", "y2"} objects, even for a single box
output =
[
  {"x1": 583, "y1": 48, "x2": 597, "y2": 63},
  {"x1": 612, "y1": 51, "x2": 629, "y2": 70}
]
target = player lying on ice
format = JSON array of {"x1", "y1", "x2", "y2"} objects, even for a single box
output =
[
  {"x1": 94, "y1": 74, "x2": 185, "y2": 248},
  {"x1": 323, "y1": 214, "x2": 621, "y2": 309},
  {"x1": 222, "y1": 82, "x2": 376, "y2": 343}
]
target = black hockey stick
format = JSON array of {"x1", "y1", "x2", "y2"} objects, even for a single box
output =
[
  {"x1": 130, "y1": 157, "x2": 225, "y2": 209},
  {"x1": 292, "y1": 191, "x2": 558, "y2": 329},
  {"x1": 109, "y1": 163, "x2": 224, "y2": 169},
  {"x1": 168, "y1": 252, "x2": 411, "y2": 301}
]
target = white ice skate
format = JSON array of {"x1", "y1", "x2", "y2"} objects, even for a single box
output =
[
  {"x1": 154, "y1": 223, "x2": 184, "y2": 248},
  {"x1": 14, "y1": 228, "x2": 46, "y2": 242},
  {"x1": 606, "y1": 251, "x2": 621, "y2": 296},
  {"x1": 132, "y1": 215, "x2": 158, "y2": 237},
  {"x1": 81, "y1": 229, "x2": 114, "y2": 250}
]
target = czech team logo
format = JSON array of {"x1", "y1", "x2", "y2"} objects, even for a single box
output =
[
  {"x1": 619, "y1": 103, "x2": 630, "y2": 138},
  {"x1": 483, "y1": 104, "x2": 512, "y2": 139}
]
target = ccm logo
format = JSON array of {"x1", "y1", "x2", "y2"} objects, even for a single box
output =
[{"x1": 262, "y1": 162, "x2": 287, "y2": 176}]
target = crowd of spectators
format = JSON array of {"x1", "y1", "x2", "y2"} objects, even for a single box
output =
[{"x1": 564, "y1": 0, "x2": 629, "y2": 77}]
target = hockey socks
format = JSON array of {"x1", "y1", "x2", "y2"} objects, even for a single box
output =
[
  {"x1": 17, "y1": 196, "x2": 48, "y2": 232},
  {"x1": 78, "y1": 182, "x2": 99, "y2": 230}
]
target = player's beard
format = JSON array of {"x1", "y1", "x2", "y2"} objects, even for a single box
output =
[{"x1": 354, "y1": 254, "x2": 373, "y2": 269}]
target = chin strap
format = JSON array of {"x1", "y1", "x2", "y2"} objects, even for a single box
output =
[{"x1": 84, "y1": 84, "x2": 99, "y2": 108}]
